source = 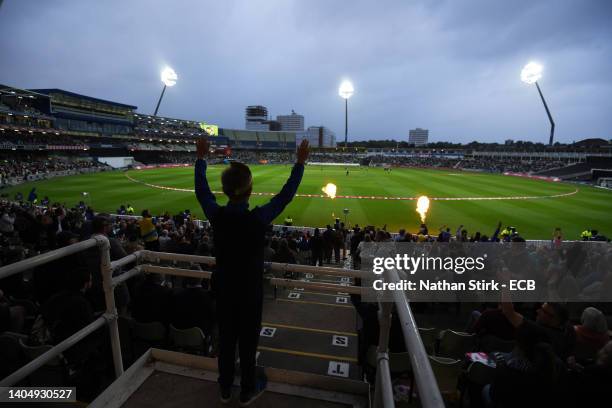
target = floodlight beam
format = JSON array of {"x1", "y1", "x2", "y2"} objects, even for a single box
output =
[{"x1": 535, "y1": 81, "x2": 555, "y2": 145}]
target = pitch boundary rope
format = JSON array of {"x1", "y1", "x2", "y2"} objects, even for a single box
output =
[{"x1": 124, "y1": 172, "x2": 579, "y2": 201}]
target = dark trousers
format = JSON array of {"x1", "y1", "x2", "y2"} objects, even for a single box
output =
[
  {"x1": 217, "y1": 300, "x2": 262, "y2": 392},
  {"x1": 311, "y1": 250, "x2": 323, "y2": 266},
  {"x1": 324, "y1": 246, "x2": 332, "y2": 263}
]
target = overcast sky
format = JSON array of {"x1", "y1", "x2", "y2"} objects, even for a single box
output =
[{"x1": 1, "y1": 0, "x2": 611, "y2": 143}]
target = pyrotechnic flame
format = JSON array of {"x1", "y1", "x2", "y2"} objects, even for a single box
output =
[
  {"x1": 416, "y1": 195, "x2": 430, "y2": 223},
  {"x1": 322, "y1": 183, "x2": 337, "y2": 199}
]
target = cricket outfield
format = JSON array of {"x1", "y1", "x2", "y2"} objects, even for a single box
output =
[{"x1": 3, "y1": 164, "x2": 611, "y2": 240}]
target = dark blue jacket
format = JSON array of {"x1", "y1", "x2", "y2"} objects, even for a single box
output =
[{"x1": 195, "y1": 159, "x2": 304, "y2": 302}]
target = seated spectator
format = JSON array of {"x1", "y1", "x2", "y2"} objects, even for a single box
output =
[
  {"x1": 272, "y1": 239, "x2": 297, "y2": 264},
  {"x1": 573, "y1": 306, "x2": 609, "y2": 363},
  {"x1": 564, "y1": 340, "x2": 612, "y2": 406},
  {"x1": 468, "y1": 303, "x2": 516, "y2": 341},
  {"x1": 132, "y1": 273, "x2": 172, "y2": 324},
  {"x1": 158, "y1": 229, "x2": 171, "y2": 252},
  {"x1": 32, "y1": 231, "x2": 79, "y2": 305},
  {"x1": 171, "y1": 275, "x2": 215, "y2": 334},
  {"x1": 41, "y1": 264, "x2": 93, "y2": 340},
  {"x1": 502, "y1": 300, "x2": 576, "y2": 360},
  {"x1": 0, "y1": 289, "x2": 25, "y2": 333},
  {"x1": 482, "y1": 328, "x2": 564, "y2": 407},
  {"x1": 263, "y1": 238, "x2": 275, "y2": 262}
]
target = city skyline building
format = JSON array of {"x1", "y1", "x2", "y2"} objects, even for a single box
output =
[
  {"x1": 276, "y1": 110, "x2": 304, "y2": 132},
  {"x1": 409, "y1": 128, "x2": 429, "y2": 146}
]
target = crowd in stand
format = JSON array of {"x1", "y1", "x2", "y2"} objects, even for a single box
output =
[
  {"x1": 0, "y1": 133, "x2": 82, "y2": 146},
  {"x1": 460, "y1": 157, "x2": 569, "y2": 173},
  {"x1": 0, "y1": 156, "x2": 107, "y2": 186}
]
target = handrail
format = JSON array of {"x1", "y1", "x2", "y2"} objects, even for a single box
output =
[
  {"x1": 0, "y1": 238, "x2": 98, "y2": 280},
  {"x1": 0, "y1": 240, "x2": 445, "y2": 407},
  {"x1": 0, "y1": 235, "x2": 124, "y2": 387},
  {"x1": 0, "y1": 316, "x2": 107, "y2": 387},
  {"x1": 139, "y1": 250, "x2": 368, "y2": 278},
  {"x1": 385, "y1": 267, "x2": 445, "y2": 408}
]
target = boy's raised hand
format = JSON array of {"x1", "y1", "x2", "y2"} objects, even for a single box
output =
[
  {"x1": 196, "y1": 137, "x2": 210, "y2": 160},
  {"x1": 296, "y1": 139, "x2": 310, "y2": 164}
]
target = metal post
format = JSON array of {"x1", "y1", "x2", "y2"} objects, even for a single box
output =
[
  {"x1": 94, "y1": 234, "x2": 124, "y2": 378},
  {"x1": 344, "y1": 98, "x2": 348, "y2": 148},
  {"x1": 153, "y1": 84, "x2": 167, "y2": 116},
  {"x1": 535, "y1": 81, "x2": 555, "y2": 145},
  {"x1": 374, "y1": 301, "x2": 393, "y2": 408}
]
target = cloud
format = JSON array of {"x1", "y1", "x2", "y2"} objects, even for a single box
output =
[{"x1": 0, "y1": 0, "x2": 610, "y2": 142}]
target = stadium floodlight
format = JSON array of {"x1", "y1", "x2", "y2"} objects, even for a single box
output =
[
  {"x1": 521, "y1": 62, "x2": 555, "y2": 145},
  {"x1": 338, "y1": 80, "x2": 354, "y2": 148},
  {"x1": 154, "y1": 67, "x2": 178, "y2": 116}
]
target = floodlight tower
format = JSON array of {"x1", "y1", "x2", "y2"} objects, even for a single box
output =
[
  {"x1": 154, "y1": 67, "x2": 178, "y2": 116},
  {"x1": 521, "y1": 62, "x2": 555, "y2": 145},
  {"x1": 338, "y1": 80, "x2": 354, "y2": 148}
]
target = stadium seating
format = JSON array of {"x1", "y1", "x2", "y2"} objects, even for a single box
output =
[
  {"x1": 418, "y1": 327, "x2": 438, "y2": 354},
  {"x1": 19, "y1": 339, "x2": 68, "y2": 387},
  {"x1": 437, "y1": 330, "x2": 476, "y2": 359},
  {"x1": 427, "y1": 355, "x2": 462, "y2": 400},
  {"x1": 168, "y1": 324, "x2": 210, "y2": 355}
]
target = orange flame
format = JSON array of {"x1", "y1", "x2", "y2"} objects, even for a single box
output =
[
  {"x1": 322, "y1": 183, "x2": 337, "y2": 199},
  {"x1": 416, "y1": 195, "x2": 430, "y2": 224}
]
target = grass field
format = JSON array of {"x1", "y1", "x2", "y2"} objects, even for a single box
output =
[{"x1": 3, "y1": 164, "x2": 611, "y2": 239}]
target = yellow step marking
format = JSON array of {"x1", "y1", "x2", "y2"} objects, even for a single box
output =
[
  {"x1": 261, "y1": 322, "x2": 357, "y2": 337},
  {"x1": 257, "y1": 346, "x2": 357, "y2": 363},
  {"x1": 277, "y1": 298, "x2": 353, "y2": 309}
]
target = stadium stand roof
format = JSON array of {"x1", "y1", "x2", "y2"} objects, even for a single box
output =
[
  {"x1": 29, "y1": 88, "x2": 137, "y2": 110},
  {"x1": 572, "y1": 138, "x2": 611, "y2": 148}
]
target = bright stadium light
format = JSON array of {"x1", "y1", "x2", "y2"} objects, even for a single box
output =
[
  {"x1": 338, "y1": 80, "x2": 354, "y2": 148},
  {"x1": 338, "y1": 80, "x2": 354, "y2": 99},
  {"x1": 161, "y1": 67, "x2": 178, "y2": 87},
  {"x1": 154, "y1": 66, "x2": 178, "y2": 116},
  {"x1": 520, "y1": 62, "x2": 542, "y2": 84},
  {"x1": 521, "y1": 62, "x2": 555, "y2": 145}
]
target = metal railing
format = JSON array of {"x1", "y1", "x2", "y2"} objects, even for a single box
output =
[{"x1": 0, "y1": 243, "x2": 444, "y2": 407}]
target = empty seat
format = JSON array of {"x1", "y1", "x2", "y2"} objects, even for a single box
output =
[
  {"x1": 428, "y1": 355, "x2": 462, "y2": 401},
  {"x1": 169, "y1": 324, "x2": 210, "y2": 355},
  {"x1": 365, "y1": 345, "x2": 412, "y2": 376},
  {"x1": 418, "y1": 327, "x2": 438, "y2": 354},
  {"x1": 437, "y1": 330, "x2": 475, "y2": 359}
]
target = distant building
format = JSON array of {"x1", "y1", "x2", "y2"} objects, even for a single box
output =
[
  {"x1": 276, "y1": 110, "x2": 304, "y2": 131},
  {"x1": 297, "y1": 126, "x2": 336, "y2": 148},
  {"x1": 409, "y1": 128, "x2": 429, "y2": 146},
  {"x1": 245, "y1": 105, "x2": 269, "y2": 131}
]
